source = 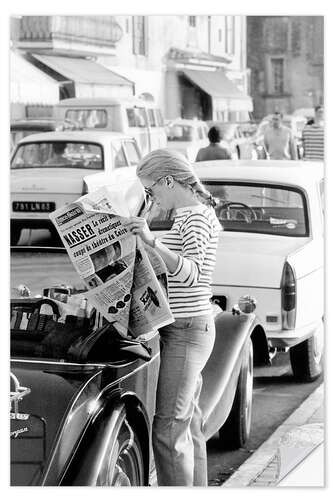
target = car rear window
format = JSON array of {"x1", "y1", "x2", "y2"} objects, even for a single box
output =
[
  {"x1": 146, "y1": 182, "x2": 309, "y2": 237},
  {"x1": 65, "y1": 109, "x2": 108, "y2": 129},
  {"x1": 11, "y1": 142, "x2": 104, "y2": 170}
]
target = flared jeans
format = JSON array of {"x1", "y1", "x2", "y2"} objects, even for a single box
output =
[{"x1": 152, "y1": 314, "x2": 216, "y2": 486}]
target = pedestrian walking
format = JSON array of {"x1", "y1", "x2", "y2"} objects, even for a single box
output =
[
  {"x1": 195, "y1": 126, "x2": 231, "y2": 161},
  {"x1": 302, "y1": 105, "x2": 324, "y2": 161},
  {"x1": 263, "y1": 112, "x2": 297, "y2": 160},
  {"x1": 125, "y1": 149, "x2": 222, "y2": 486}
]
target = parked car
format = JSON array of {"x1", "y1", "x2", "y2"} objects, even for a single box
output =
[
  {"x1": 166, "y1": 119, "x2": 209, "y2": 162},
  {"x1": 10, "y1": 284, "x2": 263, "y2": 484},
  {"x1": 55, "y1": 97, "x2": 167, "y2": 156},
  {"x1": 10, "y1": 131, "x2": 142, "y2": 245},
  {"x1": 10, "y1": 118, "x2": 81, "y2": 151},
  {"x1": 254, "y1": 115, "x2": 307, "y2": 159},
  {"x1": 146, "y1": 160, "x2": 324, "y2": 382},
  {"x1": 206, "y1": 121, "x2": 258, "y2": 160}
]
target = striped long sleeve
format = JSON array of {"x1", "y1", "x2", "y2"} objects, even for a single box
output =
[
  {"x1": 160, "y1": 205, "x2": 222, "y2": 318},
  {"x1": 169, "y1": 213, "x2": 212, "y2": 286},
  {"x1": 302, "y1": 124, "x2": 324, "y2": 161}
]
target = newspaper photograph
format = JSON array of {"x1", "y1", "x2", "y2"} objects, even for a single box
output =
[{"x1": 49, "y1": 186, "x2": 174, "y2": 338}]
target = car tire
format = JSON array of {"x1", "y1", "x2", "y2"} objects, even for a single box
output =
[
  {"x1": 290, "y1": 324, "x2": 323, "y2": 382},
  {"x1": 10, "y1": 225, "x2": 21, "y2": 246},
  {"x1": 218, "y1": 339, "x2": 253, "y2": 449},
  {"x1": 96, "y1": 410, "x2": 145, "y2": 486}
]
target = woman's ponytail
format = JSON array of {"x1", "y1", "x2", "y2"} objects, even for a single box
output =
[{"x1": 190, "y1": 181, "x2": 217, "y2": 208}]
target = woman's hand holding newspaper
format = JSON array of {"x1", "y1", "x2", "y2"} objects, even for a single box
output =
[{"x1": 125, "y1": 217, "x2": 155, "y2": 247}]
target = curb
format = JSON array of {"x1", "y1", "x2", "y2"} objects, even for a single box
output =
[{"x1": 222, "y1": 383, "x2": 324, "y2": 487}]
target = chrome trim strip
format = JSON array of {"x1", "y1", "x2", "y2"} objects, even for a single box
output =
[
  {"x1": 11, "y1": 359, "x2": 107, "y2": 368},
  {"x1": 213, "y1": 284, "x2": 280, "y2": 290}
]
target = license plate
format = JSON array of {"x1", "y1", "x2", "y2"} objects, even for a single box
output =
[{"x1": 12, "y1": 201, "x2": 55, "y2": 213}]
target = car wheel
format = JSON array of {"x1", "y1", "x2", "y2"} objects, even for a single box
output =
[
  {"x1": 290, "y1": 323, "x2": 323, "y2": 382},
  {"x1": 218, "y1": 339, "x2": 253, "y2": 449},
  {"x1": 10, "y1": 225, "x2": 21, "y2": 246},
  {"x1": 96, "y1": 413, "x2": 145, "y2": 486}
]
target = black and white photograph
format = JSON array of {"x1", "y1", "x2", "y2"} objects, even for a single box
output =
[{"x1": 6, "y1": 6, "x2": 327, "y2": 490}]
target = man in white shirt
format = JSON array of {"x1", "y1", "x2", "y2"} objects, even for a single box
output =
[{"x1": 264, "y1": 112, "x2": 297, "y2": 160}]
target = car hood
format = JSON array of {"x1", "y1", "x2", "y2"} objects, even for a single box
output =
[
  {"x1": 10, "y1": 361, "x2": 102, "y2": 485},
  {"x1": 10, "y1": 168, "x2": 100, "y2": 194},
  {"x1": 214, "y1": 232, "x2": 309, "y2": 288}
]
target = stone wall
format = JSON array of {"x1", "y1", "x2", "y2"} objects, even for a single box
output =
[{"x1": 247, "y1": 16, "x2": 324, "y2": 120}]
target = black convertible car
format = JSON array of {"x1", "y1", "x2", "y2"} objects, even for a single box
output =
[{"x1": 10, "y1": 294, "x2": 268, "y2": 486}]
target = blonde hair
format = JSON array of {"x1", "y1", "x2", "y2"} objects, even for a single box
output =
[{"x1": 136, "y1": 149, "x2": 216, "y2": 207}]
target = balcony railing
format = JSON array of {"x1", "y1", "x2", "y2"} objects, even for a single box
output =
[{"x1": 16, "y1": 16, "x2": 123, "y2": 52}]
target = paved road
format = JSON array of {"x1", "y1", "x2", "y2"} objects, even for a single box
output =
[
  {"x1": 207, "y1": 355, "x2": 323, "y2": 485},
  {"x1": 11, "y1": 229, "x2": 324, "y2": 486}
]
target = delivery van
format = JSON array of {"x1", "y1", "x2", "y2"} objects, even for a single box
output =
[{"x1": 55, "y1": 97, "x2": 167, "y2": 156}]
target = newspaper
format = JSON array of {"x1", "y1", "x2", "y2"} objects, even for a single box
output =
[{"x1": 49, "y1": 186, "x2": 174, "y2": 339}]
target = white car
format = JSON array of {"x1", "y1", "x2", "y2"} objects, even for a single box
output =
[
  {"x1": 10, "y1": 130, "x2": 141, "y2": 245},
  {"x1": 166, "y1": 119, "x2": 209, "y2": 162},
  {"x1": 145, "y1": 160, "x2": 324, "y2": 382}
]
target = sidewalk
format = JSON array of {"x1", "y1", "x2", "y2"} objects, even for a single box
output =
[{"x1": 223, "y1": 383, "x2": 324, "y2": 487}]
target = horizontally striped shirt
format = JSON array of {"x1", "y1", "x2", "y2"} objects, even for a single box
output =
[
  {"x1": 302, "y1": 124, "x2": 324, "y2": 161},
  {"x1": 160, "y1": 204, "x2": 222, "y2": 318}
]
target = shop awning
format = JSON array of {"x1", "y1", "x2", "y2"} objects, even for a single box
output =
[
  {"x1": 182, "y1": 69, "x2": 253, "y2": 112},
  {"x1": 10, "y1": 51, "x2": 59, "y2": 105},
  {"x1": 32, "y1": 54, "x2": 135, "y2": 98}
]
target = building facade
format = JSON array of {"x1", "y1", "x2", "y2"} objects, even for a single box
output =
[
  {"x1": 247, "y1": 16, "x2": 324, "y2": 120},
  {"x1": 100, "y1": 15, "x2": 252, "y2": 121},
  {"x1": 11, "y1": 15, "x2": 252, "y2": 122}
]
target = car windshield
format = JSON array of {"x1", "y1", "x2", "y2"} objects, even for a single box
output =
[
  {"x1": 11, "y1": 141, "x2": 104, "y2": 170},
  {"x1": 167, "y1": 124, "x2": 195, "y2": 141},
  {"x1": 146, "y1": 182, "x2": 308, "y2": 237}
]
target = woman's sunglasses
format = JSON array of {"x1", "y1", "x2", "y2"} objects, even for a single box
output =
[{"x1": 144, "y1": 178, "x2": 163, "y2": 199}]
